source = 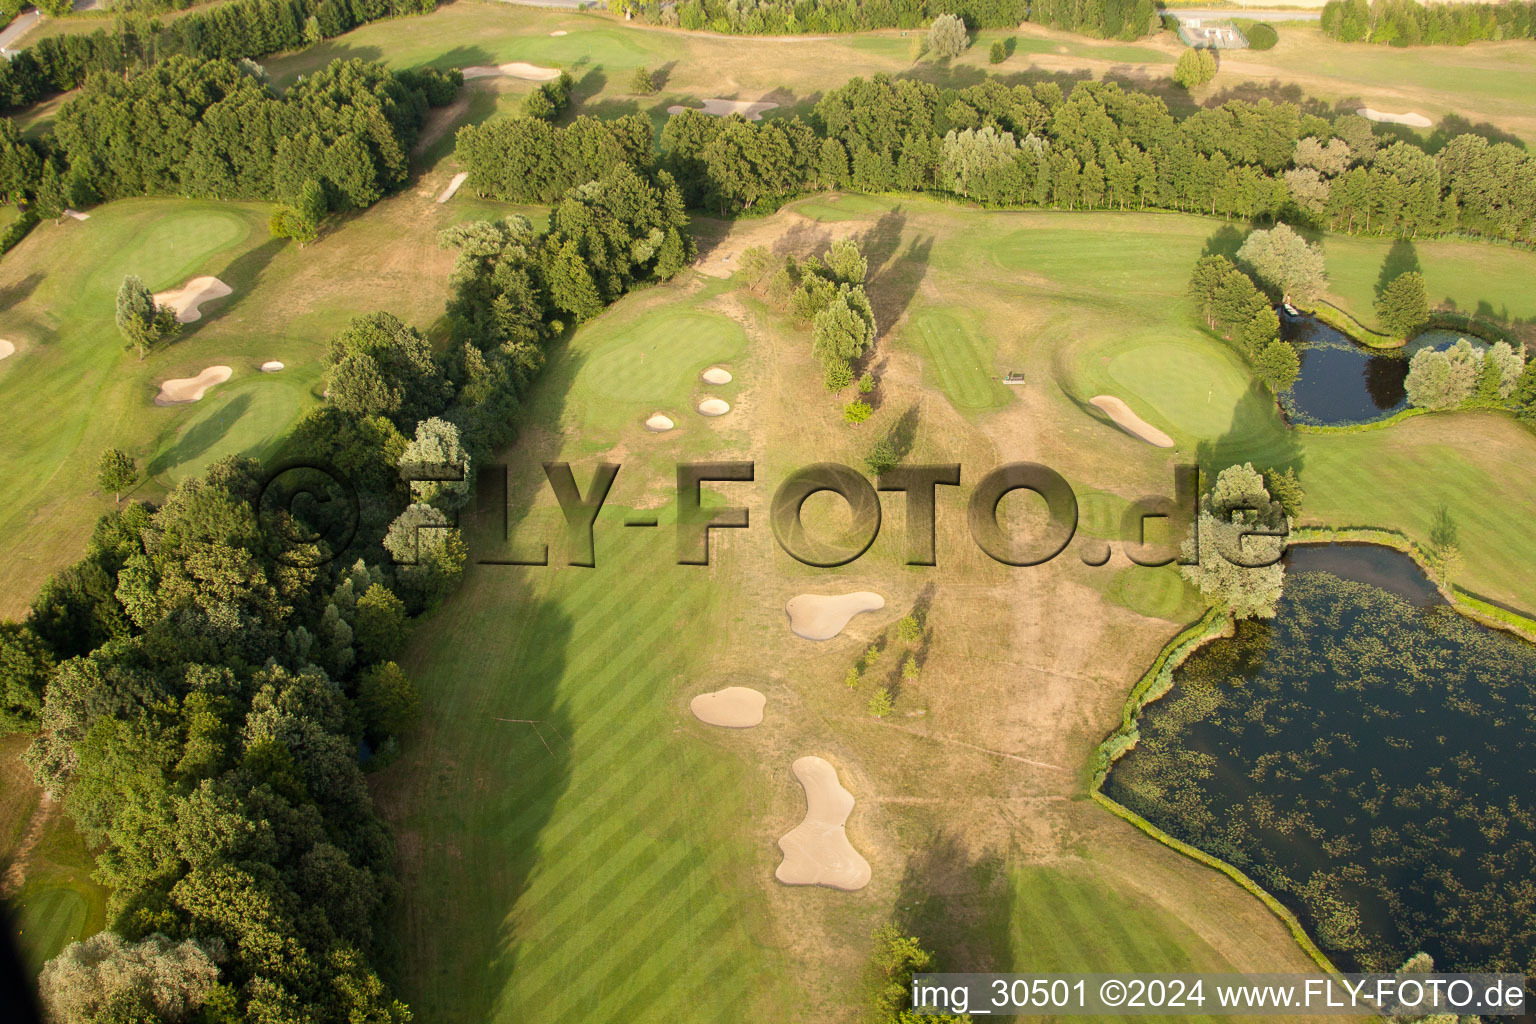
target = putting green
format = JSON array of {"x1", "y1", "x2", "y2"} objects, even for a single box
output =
[
  {"x1": 905, "y1": 307, "x2": 1011, "y2": 412},
  {"x1": 80, "y1": 208, "x2": 250, "y2": 301},
  {"x1": 1106, "y1": 340, "x2": 1249, "y2": 441},
  {"x1": 147, "y1": 368, "x2": 320, "y2": 483},
  {"x1": 576, "y1": 309, "x2": 745, "y2": 406},
  {"x1": 1103, "y1": 563, "x2": 1195, "y2": 622}
]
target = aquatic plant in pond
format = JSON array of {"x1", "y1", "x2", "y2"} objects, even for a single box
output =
[{"x1": 1106, "y1": 547, "x2": 1536, "y2": 976}]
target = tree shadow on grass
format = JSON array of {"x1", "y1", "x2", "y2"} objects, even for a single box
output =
[
  {"x1": 1424, "y1": 113, "x2": 1525, "y2": 153},
  {"x1": 1201, "y1": 223, "x2": 1246, "y2": 261},
  {"x1": 147, "y1": 392, "x2": 252, "y2": 478},
  {"x1": 892, "y1": 830, "x2": 1016, "y2": 974},
  {"x1": 859, "y1": 207, "x2": 933, "y2": 338},
  {"x1": 1374, "y1": 237, "x2": 1420, "y2": 300},
  {"x1": 373, "y1": 327, "x2": 579, "y2": 1019},
  {"x1": 1195, "y1": 378, "x2": 1303, "y2": 483},
  {"x1": 170, "y1": 237, "x2": 285, "y2": 341}
]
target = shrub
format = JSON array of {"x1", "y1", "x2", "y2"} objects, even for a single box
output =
[
  {"x1": 867, "y1": 687, "x2": 894, "y2": 716},
  {"x1": 989, "y1": 40, "x2": 1007, "y2": 63},
  {"x1": 901, "y1": 655, "x2": 920, "y2": 681},
  {"x1": 824, "y1": 360, "x2": 855, "y2": 390},
  {"x1": 844, "y1": 666, "x2": 861, "y2": 689},
  {"x1": 865, "y1": 437, "x2": 897, "y2": 475},
  {"x1": 1172, "y1": 47, "x2": 1217, "y2": 89},
  {"x1": 1246, "y1": 22, "x2": 1279, "y2": 49},
  {"x1": 896, "y1": 615, "x2": 921, "y2": 644},
  {"x1": 630, "y1": 65, "x2": 657, "y2": 94},
  {"x1": 857, "y1": 371, "x2": 875, "y2": 393},
  {"x1": 844, "y1": 399, "x2": 872, "y2": 423}
]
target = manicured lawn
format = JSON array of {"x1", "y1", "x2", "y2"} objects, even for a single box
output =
[
  {"x1": 1321, "y1": 233, "x2": 1536, "y2": 335},
  {"x1": 380, "y1": 510, "x2": 792, "y2": 1023},
  {"x1": 1007, "y1": 859, "x2": 1240, "y2": 974},
  {"x1": 903, "y1": 307, "x2": 1012, "y2": 412}
]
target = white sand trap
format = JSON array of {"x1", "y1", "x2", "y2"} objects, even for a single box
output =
[
  {"x1": 153, "y1": 276, "x2": 233, "y2": 324},
  {"x1": 667, "y1": 99, "x2": 780, "y2": 121},
  {"x1": 260, "y1": 360, "x2": 284, "y2": 372},
  {"x1": 437, "y1": 171, "x2": 468, "y2": 204},
  {"x1": 550, "y1": 30, "x2": 568, "y2": 36},
  {"x1": 0, "y1": 340, "x2": 14, "y2": 360},
  {"x1": 1357, "y1": 107, "x2": 1433, "y2": 128},
  {"x1": 644, "y1": 412, "x2": 675, "y2": 432},
  {"x1": 702, "y1": 367, "x2": 732, "y2": 384},
  {"x1": 64, "y1": 209, "x2": 90, "y2": 221},
  {"x1": 462, "y1": 62, "x2": 561, "y2": 81},
  {"x1": 1089, "y1": 395, "x2": 1174, "y2": 448},
  {"x1": 785, "y1": 591, "x2": 884, "y2": 641},
  {"x1": 697, "y1": 398, "x2": 731, "y2": 416},
  {"x1": 775, "y1": 756, "x2": 870, "y2": 891},
  {"x1": 155, "y1": 365, "x2": 232, "y2": 406},
  {"x1": 690, "y1": 686, "x2": 766, "y2": 728}
]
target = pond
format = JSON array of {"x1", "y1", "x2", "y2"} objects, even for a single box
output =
[
  {"x1": 1279, "y1": 312, "x2": 1408, "y2": 425},
  {"x1": 1105, "y1": 543, "x2": 1536, "y2": 977},
  {"x1": 1278, "y1": 314, "x2": 1489, "y2": 427}
]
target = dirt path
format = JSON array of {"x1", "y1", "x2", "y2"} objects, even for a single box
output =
[{"x1": 1, "y1": 794, "x2": 56, "y2": 898}]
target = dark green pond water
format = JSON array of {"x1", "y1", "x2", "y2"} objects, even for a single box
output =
[{"x1": 1106, "y1": 544, "x2": 1536, "y2": 977}]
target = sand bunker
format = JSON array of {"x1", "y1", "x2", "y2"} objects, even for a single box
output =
[
  {"x1": 64, "y1": 209, "x2": 90, "y2": 221},
  {"x1": 1089, "y1": 395, "x2": 1174, "y2": 448},
  {"x1": 775, "y1": 756, "x2": 870, "y2": 891},
  {"x1": 667, "y1": 99, "x2": 780, "y2": 121},
  {"x1": 260, "y1": 360, "x2": 284, "y2": 372},
  {"x1": 690, "y1": 686, "x2": 766, "y2": 728},
  {"x1": 785, "y1": 591, "x2": 884, "y2": 641},
  {"x1": 550, "y1": 30, "x2": 568, "y2": 36},
  {"x1": 153, "y1": 276, "x2": 233, "y2": 324},
  {"x1": 155, "y1": 365, "x2": 232, "y2": 406},
  {"x1": 644, "y1": 412, "x2": 675, "y2": 432},
  {"x1": 697, "y1": 398, "x2": 731, "y2": 416},
  {"x1": 437, "y1": 171, "x2": 468, "y2": 204},
  {"x1": 0, "y1": 340, "x2": 14, "y2": 360},
  {"x1": 1357, "y1": 107, "x2": 1433, "y2": 128},
  {"x1": 702, "y1": 367, "x2": 732, "y2": 384},
  {"x1": 462, "y1": 62, "x2": 561, "y2": 81}
]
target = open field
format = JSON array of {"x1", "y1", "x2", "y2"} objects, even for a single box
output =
[
  {"x1": 375, "y1": 193, "x2": 1536, "y2": 1021},
  {"x1": 5, "y1": 6, "x2": 1536, "y2": 1017}
]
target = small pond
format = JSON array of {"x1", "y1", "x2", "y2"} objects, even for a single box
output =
[
  {"x1": 1279, "y1": 312, "x2": 1408, "y2": 425},
  {"x1": 1278, "y1": 314, "x2": 1488, "y2": 427},
  {"x1": 1106, "y1": 543, "x2": 1536, "y2": 977}
]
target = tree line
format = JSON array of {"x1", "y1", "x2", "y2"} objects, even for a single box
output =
[
  {"x1": 602, "y1": 75, "x2": 1534, "y2": 245},
  {"x1": 1321, "y1": 0, "x2": 1536, "y2": 45},
  {"x1": 0, "y1": 55, "x2": 458, "y2": 226},
  {"x1": 0, "y1": 0, "x2": 438, "y2": 113},
  {"x1": 628, "y1": 0, "x2": 1154, "y2": 41},
  {"x1": 1, "y1": 162, "x2": 692, "y2": 1024}
]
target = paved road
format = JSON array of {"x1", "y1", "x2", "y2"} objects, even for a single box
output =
[
  {"x1": 1164, "y1": 7, "x2": 1321, "y2": 21},
  {"x1": 0, "y1": 10, "x2": 41, "y2": 55}
]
